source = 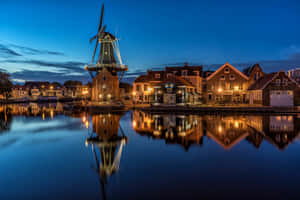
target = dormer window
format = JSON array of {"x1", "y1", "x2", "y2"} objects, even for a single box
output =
[
  {"x1": 155, "y1": 74, "x2": 161, "y2": 79},
  {"x1": 224, "y1": 68, "x2": 230, "y2": 73},
  {"x1": 276, "y1": 79, "x2": 281, "y2": 86},
  {"x1": 182, "y1": 70, "x2": 187, "y2": 76}
]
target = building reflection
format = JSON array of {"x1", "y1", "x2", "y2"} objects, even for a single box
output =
[
  {"x1": 203, "y1": 115, "x2": 250, "y2": 150},
  {"x1": 132, "y1": 111, "x2": 300, "y2": 151},
  {"x1": 85, "y1": 112, "x2": 128, "y2": 200},
  {"x1": 132, "y1": 111, "x2": 203, "y2": 150},
  {"x1": 247, "y1": 115, "x2": 300, "y2": 150}
]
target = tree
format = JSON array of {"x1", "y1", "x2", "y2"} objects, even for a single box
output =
[
  {"x1": 0, "y1": 72, "x2": 13, "y2": 99},
  {"x1": 63, "y1": 80, "x2": 82, "y2": 87}
]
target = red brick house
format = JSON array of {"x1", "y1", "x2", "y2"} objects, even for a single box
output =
[{"x1": 248, "y1": 71, "x2": 300, "y2": 107}]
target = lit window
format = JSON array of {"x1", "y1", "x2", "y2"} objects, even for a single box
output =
[{"x1": 155, "y1": 74, "x2": 161, "y2": 79}]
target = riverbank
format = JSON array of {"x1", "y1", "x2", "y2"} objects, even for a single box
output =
[
  {"x1": 0, "y1": 97, "x2": 87, "y2": 104},
  {"x1": 134, "y1": 105, "x2": 300, "y2": 114}
]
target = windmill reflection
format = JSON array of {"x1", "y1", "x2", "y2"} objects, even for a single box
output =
[{"x1": 85, "y1": 113, "x2": 128, "y2": 200}]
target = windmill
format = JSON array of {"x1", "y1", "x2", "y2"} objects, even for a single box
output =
[{"x1": 85, "y1": 3, "x2": 128, "y2": 81}]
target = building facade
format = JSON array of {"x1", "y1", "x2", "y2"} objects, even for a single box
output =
[
  {"x1": 248, "y1": 71, "x2": 300, "y2": 107},
  {"x1": 287, "y1": 68, "x2": 300, "y2": 84},
  {"x1": 205, "y1": 63, "x2": 249, "y2": 104},
  {"x1": 133, "y1": 64, "x2": 202, "y2": 105}
]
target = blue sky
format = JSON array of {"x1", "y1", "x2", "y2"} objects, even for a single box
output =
[{"x1": 0, "y1": 0, "x2": 300, "y2": 83}]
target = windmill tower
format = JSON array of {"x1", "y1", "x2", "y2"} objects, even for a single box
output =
[
  {"x1": 85, "y1": 114, "x2": 128, "y2": 200},
  {"x1": 85, "y1": 4, "x2": 128, "y2": 104}
]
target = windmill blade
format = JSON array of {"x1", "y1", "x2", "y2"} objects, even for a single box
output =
[
  {"x1": 98, "y1": 25, "x2": 107, "y2": 39},
  {"x1": 100, "y1": 25, "x2": 106, "y2": 34},
  {"x1": 91, "y1": 42, "x2": 99, "y2": 64},
  {"x1": 90, "y1": 35, "x2": 98, "y2": 43},
  {"x1": 98, "y1": 4, "x2": 105, "y2": 32}
]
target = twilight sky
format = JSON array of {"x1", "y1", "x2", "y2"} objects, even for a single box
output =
[{"x1": 0, "y1": 0, "x2": 300, "y2": 83}]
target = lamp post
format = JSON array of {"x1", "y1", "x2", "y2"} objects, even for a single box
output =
[{"x1": 82, "y1": 90, "x2": 89, "y2": 111}]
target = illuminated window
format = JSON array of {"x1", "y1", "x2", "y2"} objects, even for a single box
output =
[{"x1": 155, "y1": 74, "x2": 161, "y2": 79}]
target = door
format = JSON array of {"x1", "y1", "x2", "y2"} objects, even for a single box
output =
[{"x1": 270, "y1": 90, "x2": 293, "y2": 107}]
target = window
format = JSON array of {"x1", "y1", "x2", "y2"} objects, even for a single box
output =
[
  {"x1": 182, "y1": 70, "x2": 187, "y2": 76},
  {"x1": 254, "y1": 73, "x2": 257, "y2": 80},
  {"x1": 167, "y1": 73, "x2": 172, "y2": 78},
  {"x1": 230, "y1": 75, "x2": 235, "y2": 80},
  {"x1": 208, "y1": 94, "x2": 212, "y2": 100},
  {"x1": 155, "y1": 74, "x2": 161, "y2": 79},
  {"x1": 136, "y1": 85, "x2": 141, "y2": 92},
  {"x1": 276, "y1": 79, "x2": 281, "y2": 86},
  {"x1": 224, "y1": 68, "x2": 230, "y2": 73},
  {"x1": 220, "y1": 75, "x2": 225, "y2": 80},
  {"x1": 283, "y1": 79, "x2": 288, "y2": 86},
  {"x1": 144, "y1": 85, "x2": 148, "y2": 91}
]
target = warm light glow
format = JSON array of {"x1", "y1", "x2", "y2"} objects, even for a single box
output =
[
  {"x1": 42, "y1": 113, "x2": 45, "y2": 120},
  {"x1": 107, "y1": 94, "x2": 111, "y2": 99},
  {"x1": 99, "y1": 94, "x2": 103, "y2": 98},
  {"x1": 85, "y1": 121, "x2": 89, "y2": 128},
  {"x1": 132, "y1": 91, "x2": 136, "y2": 96},
  {"x1": 50, "y1": 110, "x2": 54, "y2": 119},
  {"x1": 132, "y1": 120, "x2": 137, "y2": 128},
  {"x1": 234, "y1": 86, "x2": 239, "y2": 91},
  {"x1": 82, "y1": 90, "x2": 88, "y2": 95},
  {"x1": 50, "y1": 86, "x2": 54, "y2": 90},
  {"x1": 218, "y1": 126, "x2": 222, "y2": 133},
  {"x1": 234, "y1": 121, "x2": 239, "y2": 128},
  {"x1": 82, "y1": 116, "x2": 86, "y2": 122},
  {"x1": 218, "y1": 88, "x2": 223, "y2": 93}
]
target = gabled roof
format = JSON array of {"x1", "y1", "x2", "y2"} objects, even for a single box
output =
[
  {"x1": 242, "y1": 63, "x2": 263, "y2": 76},
  {"x1": 163, "y1": 75, "x2": 195, "y2": 87},
  {"x1": 207, "y1": 62, "x2": 249, "y2": 81},
  {"x1": 248, "y1": 71, "x2": 300, "y2": 90},
  {"x1": 248, "y1": 73, "x2": 277, "y2": 90}
]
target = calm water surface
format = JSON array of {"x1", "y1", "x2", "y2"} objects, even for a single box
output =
[{"x1": 0, "y1": 103, "x2": 300, "y2": 200}]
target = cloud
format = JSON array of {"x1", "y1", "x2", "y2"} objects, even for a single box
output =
[
  {"x1": 0, "y1": 43, "x2": 65, "y2": 58},
  {"x1": 3, "y1": 59, "x2": 86, "y2": 73},
  {"x1": 9, "y1": 43, "x2": 64, "y2": 56},
  {"x1": 0, "y1": 44, "x2": 22, "y2": 57},
  {"x1": 10, "y1": 69, "x2": 89, "y2": 83}
]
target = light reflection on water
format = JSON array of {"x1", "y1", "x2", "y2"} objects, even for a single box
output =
[{"x1": 0, "y1": 103, "x2": 300, "y2": 200}]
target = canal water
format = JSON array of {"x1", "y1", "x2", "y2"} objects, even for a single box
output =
[{"x1": 0, "y1": 103, "x2": 300, "y2": 200}]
